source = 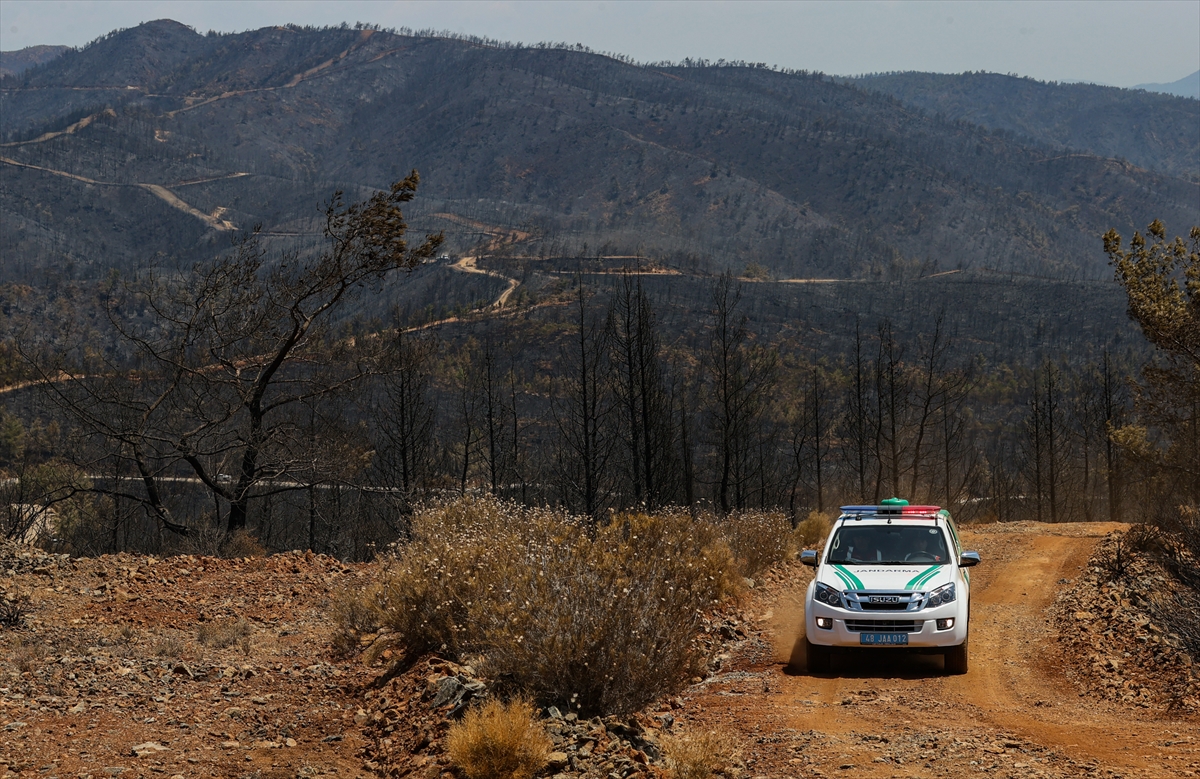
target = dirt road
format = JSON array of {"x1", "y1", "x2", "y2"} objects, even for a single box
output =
[
  {"x1": 681, "y1": 522, "x2": 1198, "y2": 778},
  {"x1": 451, "y1": 256, "x2": 520, "y2": 308}
]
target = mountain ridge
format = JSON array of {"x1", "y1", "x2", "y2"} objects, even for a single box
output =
[
  {"x1": 850, "y1": 70, "x2": 1199, "y2": 180},
  {"x1": 0, "y1": 44, "x2": 70, "y2": 78},
  {"x1": 1135, "y1": 69, "x2": 1200, "y2": 100},
  {"x1": 1, "y1": 21, "x2": 1196, "y2": 287}
]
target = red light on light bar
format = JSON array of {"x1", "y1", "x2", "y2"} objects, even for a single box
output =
[{"x1": 900, "y1": 505, "x2": 942, "y2": 514}]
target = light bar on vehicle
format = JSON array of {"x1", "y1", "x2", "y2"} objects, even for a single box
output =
[{"x1": 838, "y1": 502, "x2": 945, "y2": 518}]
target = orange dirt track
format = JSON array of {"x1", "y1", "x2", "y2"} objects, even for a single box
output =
[{"x1": 678, "y1": 522, "x2": 1197, "y2": 778}]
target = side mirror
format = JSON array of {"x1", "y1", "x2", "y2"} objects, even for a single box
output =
[
  {"x1": 800, "y1": 550, "x2": 818, "y2": 567},
  {"x1": 959, "y1": 551, "x2": 981, "y2": 567}
]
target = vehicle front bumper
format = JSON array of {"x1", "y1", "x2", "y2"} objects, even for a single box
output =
[{"x1": 806, "y1": 602, "x2": 968, "y2": 648}]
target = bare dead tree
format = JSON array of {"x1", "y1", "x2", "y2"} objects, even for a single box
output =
[
  {"x1": 24, "y1": 174, "x2": 442, "y2": 540},
  {"x1": 875, "y1": 319, "x2": 908, "y2": 500},
  {"x1": 701, "y1": 272, "x2": 778, "y2": 514},
  {"x1": 1100, "y1": 350, "x2": 1129, "y2": 522},
  {"x1": 551, "y1": 279, "x2": 614, "y2": 521},
  {"x1": 840, "y1": 317, "x2": 877, "y2": 503},
  {"x1": 449, "y1": 342, "x2": 483, "y2": 496},
  {"x1": 370, "y1": 328, "x2": 438, "y2": 504},
  {"x1": 607, "y1": 267, "x2": 675, "y2": 510}
]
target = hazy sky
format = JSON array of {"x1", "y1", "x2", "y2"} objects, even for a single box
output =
[{"x1": 1, "y1": 0, "x2": 1197, "y2": 87}]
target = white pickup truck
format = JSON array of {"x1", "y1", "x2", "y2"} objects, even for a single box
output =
[{"x1": 800, "y1": 499, "x2": 980, "y2": 674}]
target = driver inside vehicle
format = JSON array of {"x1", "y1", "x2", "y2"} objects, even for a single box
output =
[
  {"x1": 905, "y1": 529, "x2": 947, "y2": 563},
  {"x1": 845, "y1": 532, "x2": 879, "y2": 562}
]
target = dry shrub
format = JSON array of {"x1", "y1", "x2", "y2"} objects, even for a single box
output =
[
  {"x1": 1158, "y1": 505, "x2": 1200, "y2": 589},
  {"x1": 0, "y1": 593, "x2": 30, "y2": 628},
  {"x1": 1147, "y1": 506, "x2": 1200, "y2": 659},
  {"x1": 486, "y1": 510, "x2": 736, "y2": 714},
  {"x1": 1125, "y1": 523, "x2": 1169, "y2": 556},
  {"x1": 197, "y1": 617, "x2": 251, "y2": 649},
  {"x1": 662, "y1": 728, "x2": 740, "y2": 779},
  {"x1": 364, "y1": 497, "x2": 738, "y2": 715},
  {"x1": 795, "y1": 510, "x2": 833, "y2": 550},
  {"x1": 153, "y1": 636, "x2": 184, "y2": 658},
  {"x1": 222, "y1": 530, "x2": 267, "y2": 559},
  {"x1": 331, "y1": 589, "x2": 383, "y2": 658},
  {"x1": 716, "y1": 510, "x2": 795, "y2": 578},
  {"x1": 11, "y1": 637, "x2": 48, "y2": 673},
  {"x1": 446, "y1": 697, "x2": 551, "y2": 779}
]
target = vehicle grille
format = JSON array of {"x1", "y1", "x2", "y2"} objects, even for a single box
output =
[
  {"x1": 845, "y1": 620, "x2": 923, "y2": 633},
  {"x1": 843, "y1": 591, "x2": 925, "y2": 612}
]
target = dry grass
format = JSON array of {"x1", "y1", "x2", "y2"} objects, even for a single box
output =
[
  {"x1": 222, "y1": 530, "x2": 268, "y2": 559},
  {"x1": 446, "y1": 697, "x2": 551, "y2": 779},
  {"x1": 118, "y1": 624, "x2": 138, "y2": 644},
  {"x1": 197, "y1": 617, "x2": 251, "y2": 649},
  {"x1": 0, "y1": 593, "x2": 30, "y2": 628},
  {"x1": 152, "y1": 636, "x2": 185, "y2": 658},
  {"x1": 661, "y1": 728, "x2": 741, "y2": 779},
  {"x1": 795, "y1": 509, "x2": 833, "y2": 550},
  {"x1": 350, "y1": 497, "x2": 747, "y2": 715},
  {"x1": 716, "y1": 509, "x2": 795, "y2": 578},
  {"x1": 330, "y1": 589, "x2": 382, "y2": 658},
  {"x1": 11, "y1": 636, "x2": 49, "y2": 674}
]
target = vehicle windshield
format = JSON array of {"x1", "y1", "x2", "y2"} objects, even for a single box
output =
[{"x1": 827, "y1": 524, "x2": 950, "y2": 565}]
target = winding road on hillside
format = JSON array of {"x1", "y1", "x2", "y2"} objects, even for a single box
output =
[
  {"x1": 0, "y1": 30, "x2": 380, "y2": 235},
  {"x1": 0, "y1": 155, "x2": 239, "y2": 231},
  {"x1": 451, "y1": 255, "x2": 521, "y2": 308},
  {"x1": 682, "y1": 522, "x2": 1196, "y2": 778}
]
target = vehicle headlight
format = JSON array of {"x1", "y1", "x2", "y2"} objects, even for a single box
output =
[
  {"x1": 814, "y1": 582, "x2": 843, "y2": 607},
  {"x1": 925, "y1": 582, "x2": 956, "y2": 608}
]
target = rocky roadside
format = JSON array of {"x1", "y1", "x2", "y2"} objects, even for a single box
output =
[
  {"x1": 0, "y1": 540, "x2": 378, "y2": 779},
  {"x1": 7, "y1": 523, "x2": 1193, "y2": 779},
  {"x1": 355, "y1": 601, "x2": 761, "y2": 779},
  {"x1": 1, "y1": 537, "x2": 762, "y2": 779},
  {"x1": 358, "y1": 656, "x2": 680, "y2": 779},
  {"x1": 1052, "y1": 530, "x2": 1198, "y2": 711}
]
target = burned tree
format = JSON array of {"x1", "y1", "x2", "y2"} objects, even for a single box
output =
[{"x1": 28, "y1": 174, "x2": 442, "y2": 541}]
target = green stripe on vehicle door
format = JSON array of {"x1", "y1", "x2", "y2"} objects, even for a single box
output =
[
  {"x1": 906, "y1": 565, "x2": 942, "y2": 589},
  {"x1": 832, "y1": 564, "x2": 864, "y2": 590}
]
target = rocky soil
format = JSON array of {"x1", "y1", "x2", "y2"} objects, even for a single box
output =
[
  {"x1": 3, "y1": 522, "x2": 1198, "y2": 779},
  {"x1": 0, "y1": 541, "x2": 378, "y2": 778},
  {"x1": 1052, "y1": 531, "x2": 1198, "y2": 711},
  {"x1": 353, "y1": 603, "x2": 758, "y2": 778}
]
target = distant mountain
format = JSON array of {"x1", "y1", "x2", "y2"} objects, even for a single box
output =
[
  {"x1": 0, "y1": 44, "x2": 70, "y2": 78},
  {"x1": 850, "y1": 71, "x2": 1200, "y2": 180},
  {"x1": 1135, "y1": 70, "x2": 1200, "y2": 100},
  {"x1": 1, "y1": 22, "x2": 1197, "y2": 287}
]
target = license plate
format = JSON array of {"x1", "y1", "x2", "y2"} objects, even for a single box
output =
[{"x1": 860, "y1": 632, "x2": 908, "y2": 645}]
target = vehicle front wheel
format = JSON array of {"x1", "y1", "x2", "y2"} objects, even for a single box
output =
[
  {"x1": 806, "y1": 638, "x2": 831, "y2": 673},
  {"x1": 944, "y1": 638, "x2": 968, "y2": 675}
]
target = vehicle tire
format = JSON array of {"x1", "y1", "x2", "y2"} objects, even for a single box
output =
[
  {"x1": 806, "y1": 638, "x2": 831, "y2": 673},
  {"x1": 944, "y1": 638, "x2": 968, "y2": 675}
]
